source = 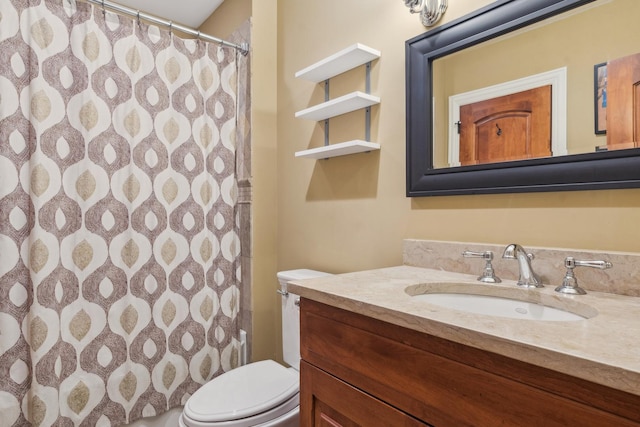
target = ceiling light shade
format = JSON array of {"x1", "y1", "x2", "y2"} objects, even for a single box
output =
[{"x1": 404, "y1": 0, "x2": 448, "y2": 27}]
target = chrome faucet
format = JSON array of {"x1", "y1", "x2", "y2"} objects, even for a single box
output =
[{"x1": 502, "y1": 243, "x2": 543, "y2": 288}]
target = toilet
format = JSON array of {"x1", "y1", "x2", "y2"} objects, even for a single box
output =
[{"x1": 179, "y1": 269, "x2": 332, "y2": 427}]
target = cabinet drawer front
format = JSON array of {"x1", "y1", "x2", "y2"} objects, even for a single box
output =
[
  {"x1": 300, "y1": 299, "x2": 640, "y2": 427},
  {"x1": 301, "y1": 361, "x2": 430, "y2": 427}
]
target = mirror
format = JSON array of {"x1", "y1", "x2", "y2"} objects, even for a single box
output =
[{"x1": 406, "y1": 0, "x2": 640, "y2": 196}]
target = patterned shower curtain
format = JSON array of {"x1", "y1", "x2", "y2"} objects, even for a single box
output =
[{"x1": 0, "y1": 0, "x2": 244, "y2": 425}]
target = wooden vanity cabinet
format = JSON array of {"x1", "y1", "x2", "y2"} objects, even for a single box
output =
[{"x1": 299, "y1": 299, "x2": 640, "y2": 427}]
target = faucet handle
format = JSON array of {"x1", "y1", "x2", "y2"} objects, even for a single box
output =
[
  {"x1": 565, "y1": 257, "x2": 612, "y2": 270},
  {"x1": 462, "y1": 250, "x2": 501, "y2": 283},
  {"x1": 555, "y1": 256, "x2": 613, "y2": 295}
]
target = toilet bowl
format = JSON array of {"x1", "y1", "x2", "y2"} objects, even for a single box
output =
[{"x1": 179, "y1": 269, "x2": 332, "y2": 427}]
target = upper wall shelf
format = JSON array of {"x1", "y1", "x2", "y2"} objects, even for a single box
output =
[{"x1": 295, "y1": 43, "x2": 381, "y2": 83}]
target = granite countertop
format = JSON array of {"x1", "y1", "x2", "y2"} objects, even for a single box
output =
[{"x1": 287, "y1": 265, "x2": 640, "y2": 396}]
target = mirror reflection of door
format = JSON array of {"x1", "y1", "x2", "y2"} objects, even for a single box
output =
[
  {"x1": 459, "y1": 86, "x2": 552, "y2": 166},
  {"x1": 606, "y1": 52, "x2": 640, "y2": 150}
]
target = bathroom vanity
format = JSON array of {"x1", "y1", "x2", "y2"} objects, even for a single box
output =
[{"x1": 289, "y1": 264, "x2": 640, "y2": 426}]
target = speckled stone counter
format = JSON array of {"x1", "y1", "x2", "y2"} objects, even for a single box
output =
[{"x1": 287, "y1": 265, "x2": 640, "y2": 396}]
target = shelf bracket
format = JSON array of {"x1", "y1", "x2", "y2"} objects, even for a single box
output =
[
  {"x1": 324, "y1": 79, "x2": 330, "y2": 147},
  {"x1": 365, "y1": 62, "x2": 372, "y2": 142},
  {"x1": 365, "y1": 62, "x2": 371, "y2": 94},
  {"x1": 365, "y1": 107, "x2": 371, "y2": 142},
  {"x1": 324, "y1": 119, "x2": 329, "y2": 147}
]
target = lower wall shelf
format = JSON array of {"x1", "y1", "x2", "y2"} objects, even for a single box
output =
[{"x1": 295, "y1": 140, "x2": 380, "y2": 159}]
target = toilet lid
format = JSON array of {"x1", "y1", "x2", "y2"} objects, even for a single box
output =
[{"x1": 183, "y1": 360, "x2": 299, "y2": 423}]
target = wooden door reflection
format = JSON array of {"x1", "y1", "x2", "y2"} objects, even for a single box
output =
[
  {"x1": 607, "y1": 52, "x2": 640, "y2": 150},
  {"x1": 459, "y1": 86, "x2": 552, "y2": 166}
]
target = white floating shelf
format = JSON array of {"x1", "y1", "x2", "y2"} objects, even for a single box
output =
[
  {"x1": 295, "y1": 43, "x2": 381, "y2": 83},
  {"x1": 295, "y1": 91, "x2": 380, "y2": 121},
  {"x1": 295, "y1": 140, "x2": 380, "y2": 159}
]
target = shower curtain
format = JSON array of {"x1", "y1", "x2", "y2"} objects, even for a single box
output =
[{"x1": 0, "y1": 0, "x2": 244, "y2": 425}]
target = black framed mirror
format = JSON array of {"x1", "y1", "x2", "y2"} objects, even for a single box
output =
[{"x1": 406, "y1": 0, "x2": 640, "y2": 197}]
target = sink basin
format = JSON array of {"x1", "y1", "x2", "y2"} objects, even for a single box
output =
[{"x1": 406, "y1": 283, "x2": 598, "y2": 321}]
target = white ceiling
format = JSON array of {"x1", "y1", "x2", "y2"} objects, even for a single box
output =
[{"x1": 116, "y1": 0, "x2": 224, "y2": 28}]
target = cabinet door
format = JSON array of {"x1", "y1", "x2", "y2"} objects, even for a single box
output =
[{"x1": 300, "y1": 361, "x2": 430, "y2": 427}]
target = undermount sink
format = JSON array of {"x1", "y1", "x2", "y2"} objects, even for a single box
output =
[{"x1": 406, "y1": 283, "x2": 598, "y2": 322}]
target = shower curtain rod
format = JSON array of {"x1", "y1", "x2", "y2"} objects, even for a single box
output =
[{"x1": 82, "y1": 0, "x2": 249, "y2": 55}]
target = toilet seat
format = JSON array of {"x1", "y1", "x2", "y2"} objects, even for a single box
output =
[{"x1": 181, "y1": 360, "x2": 300, "y2": 427}]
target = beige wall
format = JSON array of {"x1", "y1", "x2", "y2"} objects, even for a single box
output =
[
  {"x1": 277, "y1": 0, "x2": 640, "y2": 264},
  {"x1": 249, "y1": 0, "x2": 280, "y2": 363},
  {"x1": 199, "y1": 0, "x2": 251, "y2": 39},
  {"x1": 277, "y1": 1, "x2": 640, "y2": 267},
  {"x1": 209, "y1": 0, "x2": 640, "y2": 363},
  {"x1": 203, "y1": 0, "x2": 281, "y2": 363}
]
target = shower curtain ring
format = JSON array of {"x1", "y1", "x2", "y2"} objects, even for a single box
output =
[
  {"x1": 101, "y1": 0, "x2": 105, "y2": 16},
  {"x1": 169, "y1": 21, "x2": 173, "y2": 34},
  {"x1": 136, "y1": 10, "x2": 140, "y2": 24}
]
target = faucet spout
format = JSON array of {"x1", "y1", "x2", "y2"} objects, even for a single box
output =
[{"x1": 502, "y1": 243, "x2": 543, "y2": 288}]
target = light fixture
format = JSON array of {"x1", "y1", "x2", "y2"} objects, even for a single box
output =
[{"x1": 403, "y1": 0, "x2": 448, "y2": 27}]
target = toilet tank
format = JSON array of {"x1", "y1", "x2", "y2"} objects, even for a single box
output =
[{"x1": 277, "y1": 269, "x2": 332, "y2": 371}]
